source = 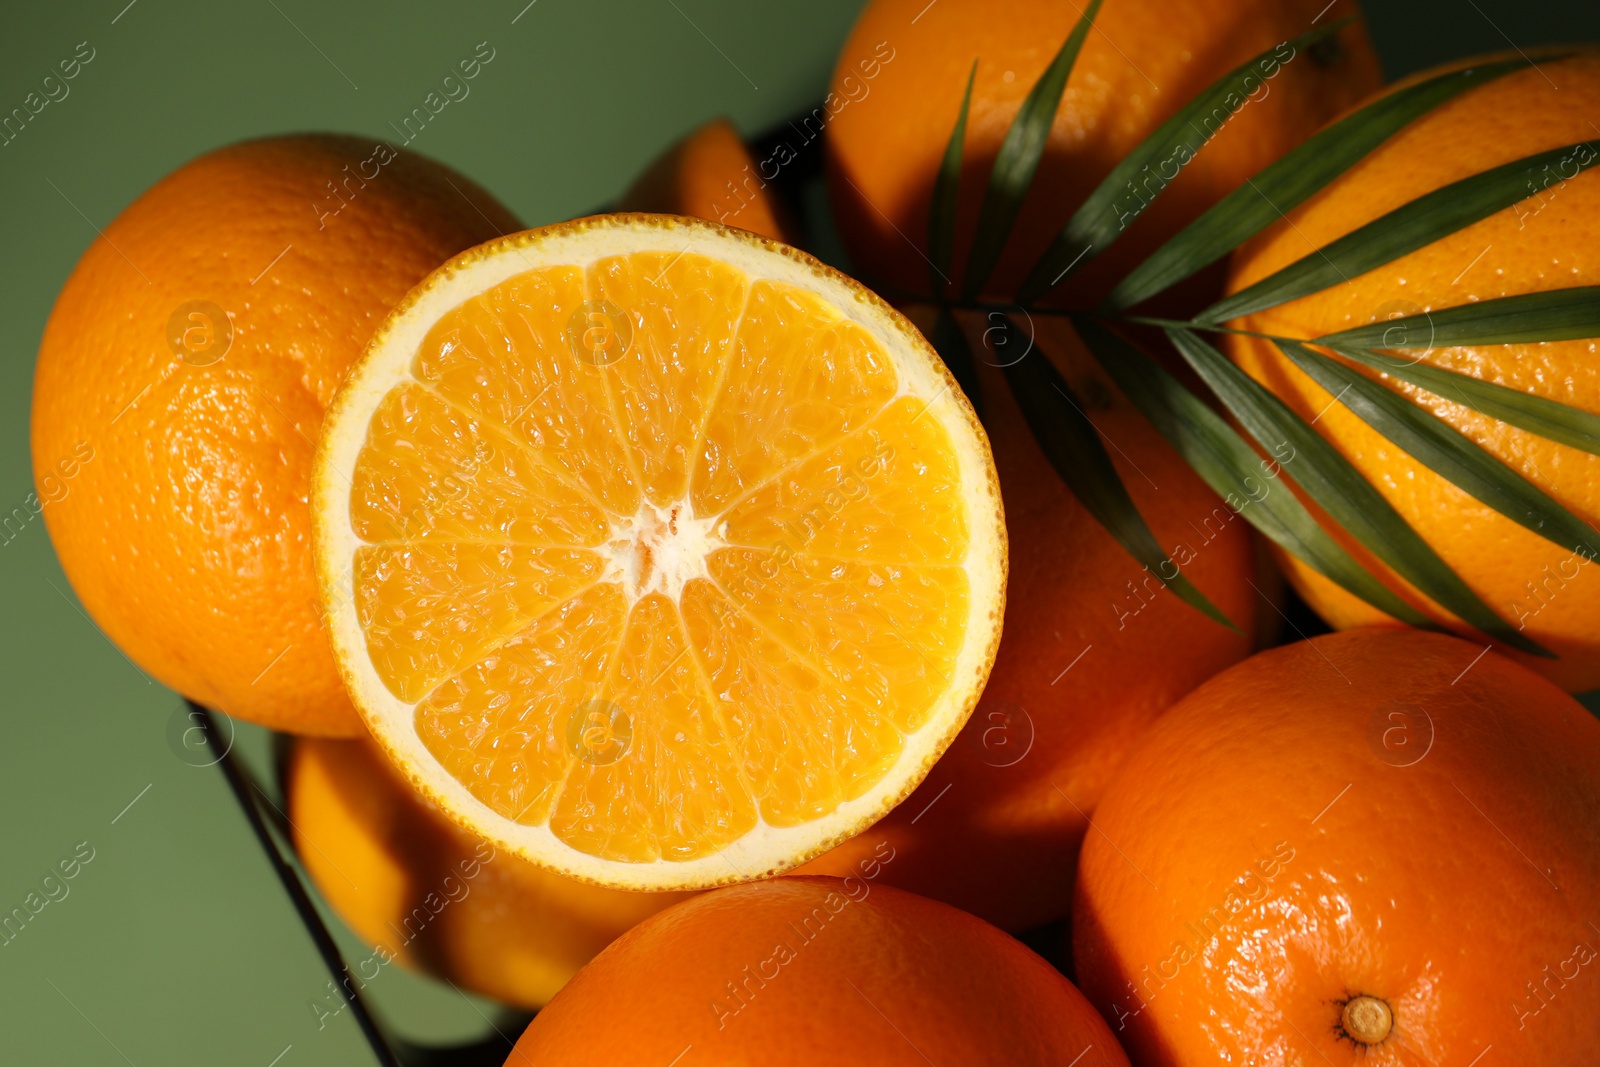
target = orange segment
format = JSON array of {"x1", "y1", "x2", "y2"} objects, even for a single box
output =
[
  {"x1": 693, "y1": 279, "x2": 898, "y2": 516},
  {"x1": 314, "y1": 216, "x2": 1005, "y2": 890},
  {"x1": 588, "y1": 251, "x2": 748, "y2": 505},
  {"x1": 707, "y1": 549, "x2": 968, "y2": 735},
  {"x1": 350, "y1": 383, "x2": 611, "y2": 546},
  {"x1": 353, "y1": 542, "x2": 605, "y2": 703},
  {"x1": 550, "y1": 593, "x2": 758, "y2": 863},
  {"x1": 414, "y1": 265, "x2": 640, "y2": 516},
  {"x1": 415, "y1": 583, "x2": 628, "y2": 826},
  {"x1": 681, "y1": 580, "x2": 906, "y2": 826},
  {"x1": 718, "y1": 396, "x2": 970, "y2": 564}
]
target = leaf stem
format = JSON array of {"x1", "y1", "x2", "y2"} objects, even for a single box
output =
[
  {"x1": 1106, "y1": 313, "x2": 1289, "y2": 344},
  {"x1": 892, "y1": 288, "x2": 1322, "y2": 351}
]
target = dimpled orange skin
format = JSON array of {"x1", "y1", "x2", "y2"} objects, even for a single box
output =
[
  {"x1": 801, "y1": 322, "x2": 1261, "y2": 931},
  {"x1": 286, "y1": 737, "x2": 693, "y2": 1009},
  {"x1": 825, "y1": 0, "x2": 1382, "y2": 303},
  {"x1": 30, "y1": 135, "x2": 520, "y2": 735},
  {"x1": 1226, "y1": 54, "x2": 1600, "y2": 693},
  {"x1": 1072, "y1": 629, "x2": 1600, "y2": 1066},
  {"x1": 507, "y1": 876, "x2": 1130, "y2": 1066},
  {"x1": 619, "y1": 117, "x2": 796, "y2": 243}
]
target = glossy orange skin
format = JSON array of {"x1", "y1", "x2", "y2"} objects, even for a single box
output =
[
  {"x1": 31, "y1": 135, "x2": 519, "y2": 734},
  {"x1": 1226, "y1": 54, "x2": 1600, "y2": 693},
  {"x1": 802, "y1": 318, "x2": 1260, "y2": 930},
  {"x1": 620, "y1": 117, "x2": 795, "y2": 242},
  {"x1": 1073, "y1": 629, "x2": 1600, "y2": 1066},
  {"x1": 826, "y1": 0, "x2": 1382, "y2": 303},
  {"x1": 286, "y1": 738, "x2": 691, "y2": 1008},
  {"x1": 508, "y1": 876, "x2": 1130, "y2": 1066}
]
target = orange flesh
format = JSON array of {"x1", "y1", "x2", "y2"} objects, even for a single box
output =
[{"x1": 346, "y1": 252, "x2": 972, "y2": 863}]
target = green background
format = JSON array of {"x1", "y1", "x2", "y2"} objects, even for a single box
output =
[{"x1": 2, "y1": 1, "x2": 1596, "y2": 1063}]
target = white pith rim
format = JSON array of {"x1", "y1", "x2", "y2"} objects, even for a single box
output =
[{"x1": 312, "y1": 215, "x2": 1006, "y2": 891}]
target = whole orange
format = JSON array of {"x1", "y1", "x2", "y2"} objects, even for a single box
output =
[
  {"x1": 507, "y1": 876, "x2": 1130, "y2": 1066},
  {"x1": 1225, "y1": 54, "x2": 1600, "y2": 693},
  {"x1": 1073, "y1": 628, "x2": 1600, "y2": 1065},
  {"x1": 619, "y1": 117, "x2": 795, "y2": 242},
  {"x1": 31, "y1": 135, "x2": 519, "y2": 735},
  {"x1": 801, "y1": 328, "x2": 1261, "y2": 930},
  {"x1": 826, "y1": 0, "x2": 1382, "y2": 302},
  {"x1": 615, "y1": 117, "x2": 1265, "y2": 930},
  {"x1": 285, "y1": 737, "x2": 692, "y2": 1009}
]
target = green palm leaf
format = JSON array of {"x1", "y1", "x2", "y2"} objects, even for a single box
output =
[
  {"x1": 1014, "y1": 19, "x2": 1348, "y2": 306},
  {"x1": 960, "y1": 0, "x2": 1102, "y2": 301},
  {"x1": 928, "y1": 61, "x2": 977, "y2": 296},
  {"x1": 1074, "y1": 317, "x2": 1434, "y2": 627},
  {"x1": 1275, "y1": 339, "x2": 1600, "y2": 562},
  {"x1": 1201, "y1": 141, "x2": 1600, "y2": 323},
  {"x1": 1104, "y1": 57, "x2": 1534, "y2": 312},
  {"x1": 1165, "y1": 327, "x2": 1549, "y2": 655},
  {"x1": 913, "y1": 11, "x2": 1600, "y2": 645},
  {"x1": 1323, "y1": 343, "x2": 1600, "y2": 455},
  {"x1": 1317, "y1": 286, "x2": 1600, "y2": 347},
  {"x1": 929, "y1": 305, "x2": 983, "y2": 411},
  {"x1": 997, "y1": 316, "x2": 1237, "y2": 629}
]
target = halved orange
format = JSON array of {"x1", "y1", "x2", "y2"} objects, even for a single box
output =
[{"x1": 312, "y1": 215, "x2": 1005, "y2": 890}]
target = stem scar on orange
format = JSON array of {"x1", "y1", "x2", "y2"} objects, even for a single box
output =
[{"x1": 1074, "y1": 628, "x2": 1600, "y2": 1065}]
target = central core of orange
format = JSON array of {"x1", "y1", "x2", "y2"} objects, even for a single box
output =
[{"x1": 602, "y1": 501, "x2": 721, "y2": 600}]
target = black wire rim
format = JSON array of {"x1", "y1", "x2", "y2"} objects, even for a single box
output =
[{"x1": 193, "y1": 702, "x2": 404, "y2": 1067}]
